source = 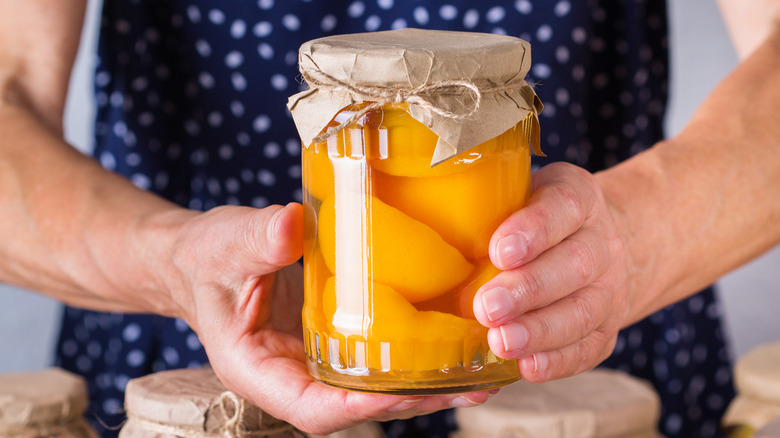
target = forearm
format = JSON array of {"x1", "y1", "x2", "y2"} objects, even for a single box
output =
[
  {"x1": 0, "y1": 101, "x2": 194, "y2": 316},
  {"x1": 597, "y1": 25, "x2": 780, "y2": 323}
]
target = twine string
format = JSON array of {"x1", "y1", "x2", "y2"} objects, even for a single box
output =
[{"x1": 301, "y1": 67, "x2": 526, "y2": 144}]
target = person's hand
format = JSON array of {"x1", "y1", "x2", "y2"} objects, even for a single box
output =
[
  {"x1": 161, "y1": 203, "x2": 494, "y2": 435},
  {"x1": 473, "y1": 162, "x2": 631, "y2": 383}
]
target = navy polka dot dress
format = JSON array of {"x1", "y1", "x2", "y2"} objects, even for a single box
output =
[{"x1": 55, "y1": 1, "x2": 736, "y2": 437}]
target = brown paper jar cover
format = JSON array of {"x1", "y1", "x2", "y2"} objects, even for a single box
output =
[
  {"x1": 287, "y1": 28, "x2": 543, "y2": 166},
  {"x1": 451, "y1": 369, "x2": 662, "y2": 438},
  {"x1": 722, "y1": 342, "x2": 780, "y2": 431},
  {"x1": 0, "y1": 367, "x2": 98, "y2": 438},
  {"x1": 119, "y1": 367, "x2": 384, "y2": 438}
]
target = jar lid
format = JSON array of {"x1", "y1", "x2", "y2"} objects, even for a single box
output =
[
  {"x1": 287, "y1": 28, "x2": 543, "y2": 166},
  {"x1": 733, "y1": 342, "x2": 780, "y2": 403},
  {"x1": 0, "y1": 368, "x2": 95, "y2": 436},
  {"x1": 120, "y1": 367, "x2": 383, "y2": 438},
  {"x1": 453, "y1": 369, "x2": 661, "y2": 438}
]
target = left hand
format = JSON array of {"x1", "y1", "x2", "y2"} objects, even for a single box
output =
[{"x1": 473, "y1": 162, "x2": 631, "y2": 382}]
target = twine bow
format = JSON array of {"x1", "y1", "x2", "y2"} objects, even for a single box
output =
[
  {"x1": 301, "y1": 67, "x2": 526, "y2": 144},
  {"x1": 125, "y1": 391, "x2": 299, "y2": 438}
]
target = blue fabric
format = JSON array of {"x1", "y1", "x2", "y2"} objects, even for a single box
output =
[{"x1": 55, "y1": 1, "x2": 735, "y2": 437}]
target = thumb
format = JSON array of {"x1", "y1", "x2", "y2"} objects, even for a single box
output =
[{"x1": 244, "y1": 203, "x2": 303, "y2": 274}]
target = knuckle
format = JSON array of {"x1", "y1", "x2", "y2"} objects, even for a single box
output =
[
  {"x1": 511, "y1": 269, "x2": 545, "y2": 306},
  {"x1": 570, "y1": 293, "x2": 599, "y2": 335},
  {"x1": 566, "y1": 238, "x2": 598, "y2": 283}
]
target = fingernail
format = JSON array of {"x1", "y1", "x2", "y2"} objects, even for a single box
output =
[
  {"x1": 451, "y1": 395, "x2": 481, "y2": 408},
  {"x1": 387, "y1": 398, "x2": 423, "y2": 412},
  {"x1": 534, "y1": 353, "x2": 548, "y2": 373},
  {"x1": 482, "y1": 288, "x2": 513, "y2": 322},
  {"x1": 268, "y1": 207, "x2": 285, "y2": 242},
  {"x1": 488, "y1": 388, "x2": 500, "y2": 398},
  {"x1": 499, "y1": 323, "x2": 529, "y2": 352},
  {"x1": 496, "y1": 234, "x2": 526, "y2": 269}
]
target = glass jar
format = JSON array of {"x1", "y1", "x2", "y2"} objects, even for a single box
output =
[
  {"x1": 289, "y1": 28, "x2": 542, "y2": 394},
  {"x1": 301, "y1": 104, "x2": 534, "y2": 394}
]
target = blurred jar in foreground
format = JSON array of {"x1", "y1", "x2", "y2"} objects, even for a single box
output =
[
  {"x1": 288, "y1": 28, "x2": 543, "y2": 394},
  {"x1": 723, "y1": 342, "x2": 780, "y2": 437},
  {"x1": 451, "y1": 369, "x2": 663, "y2": 438},
  {"x1": 118, "y1": 367, "x2": 383, "y2": 438},
  {"x1": 0, "y1": 368, "x2": 98, "y2": 438}
]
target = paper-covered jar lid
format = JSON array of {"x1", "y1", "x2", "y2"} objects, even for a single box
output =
[
  {"x1": 755, "y1": 417, "x2": 780, "y2": 438},
  {"x1": 120, "y1": 367, "x2": 383, "y2": 438},
  {"x1": 452, "y1": 369, "x2": 661, "y2": 438},
  {"x1": 287, "y1": 28, "x2": 543, "y2": 166},
  {"x1": 733, "y1": 342, "x2": 780, "y2": 402},
  {"x1": 0, "y1": 368, "x2": 98, "y2": 437}
]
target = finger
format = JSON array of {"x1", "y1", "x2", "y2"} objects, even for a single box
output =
[
  {"x1": 490, "y1": 162, "x2": 598, "y2": 270},
  {"x1": 514, "y1": 327, "x2": 618, "y2": 383},
  {"x1": 485, "y1": 285, "x2": 614, "y2": 359},
  {"x1": 474, "y1": 227, "x2": 611, "y2": 327},
  {"x1": 242, "y1": 202, "x2": 304, "y2": 273}
]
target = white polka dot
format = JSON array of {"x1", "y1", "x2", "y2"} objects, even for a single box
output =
[
  {"x1": 491, "y1": 27, "x2": 507, "y2": 35},
  {"x1": 554, "y1": 1, "x2": 571, "y2": 17},
  {"x1": 241, "y1": 169, "x2": 254, "y2": 183},
  {"x1": 114, "y1": 374, "x2": 130, "y2": 392},
  {"x1": 414, "y1": 6, "x2": 430, "y2": 25},
  {"x1": 115, "y1": 19, "x2": 131, "y2": 34},
  {"x1": 207, "y1": 111, "x2": 223, "y2": 128},
  {"x1": 195, "y1": 39, "x2": 212, "y2": 57},
  {"x1": 257, "y1": 42, "x2": 274, "y2": 60},
  {"x1": 365, "y1": 15, "x2": 381, "y2": 31},
  {"x1": 257, "y1": 0, "x2": 274, "y2": 8},
  {"x1": 462, "y1": 9, "x2": 479, "y2": 28},
  {"x1": 665, "y1": 328, "x2": 680, "y2": 344},
  {"x1": 217, "y1": 144, "x2": 233, "y2": 161},
  {"x1": 282, "y1": 14, "x2": 300, "y2": 31},
  {"x1": 231, "y1": 72, "x2": 247, "y2": 91},
  {"x1": 96, "y1": 92, "x2": 108, "y2": 107},
  {"x1": 348, "y1": 1, "x2": 366, "y2": 18},
  {"x1": 288, "y1": 165, "x2": 302, "y2": 178},
  {"x1": 186, "y1": 5, "x2": 201, "y2": 23},
  {"x1": 532, "y1": 63, "x2": 551, "y2": 79},
  {"x1": 237, "y1": 132, "x2": 251, "y2": 146},
  {"x1": 186, "y1": 333, "x2": 202, "y2": 350},
  {"x1": 271, "y1": 74, "x2": 288, "y2": 91},
  {"x1": 251, "y1": 197, "x2": 269, "y2": 208},
  {"x1": 286, "y1": 138, "x2": 302, "y2": 155},
  {"x1": 620, "y1": 91, "x2": 634, "y2": 105},
  {"x1": 589, "y1": 37, "x2": 606, "y2": 52},
  {"x1": 167, "y1": 144, "x2": 182, "y2": 160},
  {"x1": 572, "y1": 27, "x2": 587, "y2": 44},
  {"x1": 110, "y1": 91, "x2": 124, "y2": 107},
  {"x1": 154, "y1": 172, "x2": 169, "y2": 190},
  {"x1": 292, "y1": 189, "x2": 303, "y2": 203},
  {"x1": 198, "y1": 72, "x2": 215, "y2": 89},
  {"x1": 321, "y1": 14, "x2": 337, "y2": 32},
  {"x1": 486, "y1": 6, "x2": 506, "y2": 23},
  {"x1": 571, "y1": 65, "x2": 585, "y2": 82},
  {"x1": 162, "y1": 347, "x2": 180, "y2": 365},
  {"x1": 536, "y1": 24, "x2": 553, "y2": 43},
  {"x1": 126, "y1": 153, "x2": 142, "y2": 167},
  {"x1": 225, "y1": 178, "x2": 240, "y2": 194},
  {"x1": 224, "y1": 51, "x2": 244, "y2": 69},
  {"x1": 100, "y1": 151, "x2": 117, "y2": 170},
  {"x1": 131, "y1": 77, "x2": 148, "y2": 91},
  {"x1": 190, "y1": 147, "x2": 208, "y2": 165},
  {"x1": 257, "y1": 169, "x2": 276, "y2": 186},
  {"x1": 264, "y1": 142, "x2": 281, "y2": 158},
  {"x1": 131, "y1": 174, "x2": 151, "y2": 190},
  {"x1": 86, "y1": 341, "x2": 102, "y2": 358},
  {"x1": 253, "y1": 21, "x2": 273, "y2": 38},
  {"x1": 715, "y1": 366, "x2": 731, "y2": 385},
  {"x1": 189, "y1": 198, "x2": 202, "y2": 210},
  {"x1": 185, "y1": 120, "x2": 201, "y2": 136},
  {"x1": 439, "y1": 5, "x2": 458, "y2": 20},
  {"x1": 208, "y1": 9, "x2": 225, "y2": 25},
  {"x1": 377, "y1": 0, "x2": 393, "y2": 9},
  {"x1": 61, "y1": 339, "x2": 78, "y2": 357},
  {"x1": 391, "y1": 18, "x2": 407, "y2": 30},
  {"x1": 253, "y1": 115, "x2": 271, "y2": 133},
  {"x1": 285, "y1": 51, "x2": 298, "y2": 66},
  {"x1": 515, "y1": 0, "x2": 532, "y2": 14},
  {"x1": 653, "y1": 357, "x2": 669, "y2": 380},
  {"x1": 634, "y1": 68, "x2": 649, "y2": 86},
  {"x1": 230, "y1": 19, "x2": 247, "y2": 38},
  {"x1": 207, "y1": 178, "x2": 221, "y2": 196},
  {"x1": 103, "y1": 398, "x2": 122, "y2": 415}
]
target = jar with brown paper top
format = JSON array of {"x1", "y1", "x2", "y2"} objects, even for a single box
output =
[
  {"x1": 0, "y1": 368, "x2": 98, "y2": 438},
  {"x1": 119, "y1": 367, "x2": 383, "y2": 438},
  {"x1": 287, "y1": 28, "x2": 543, "y2": 395},
  {"x1": 451, "y1": 369, "x2": 663, "y2": 438},
  {"x1": 722, "y1": 342, "x2": 780, "y2": 437}
]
